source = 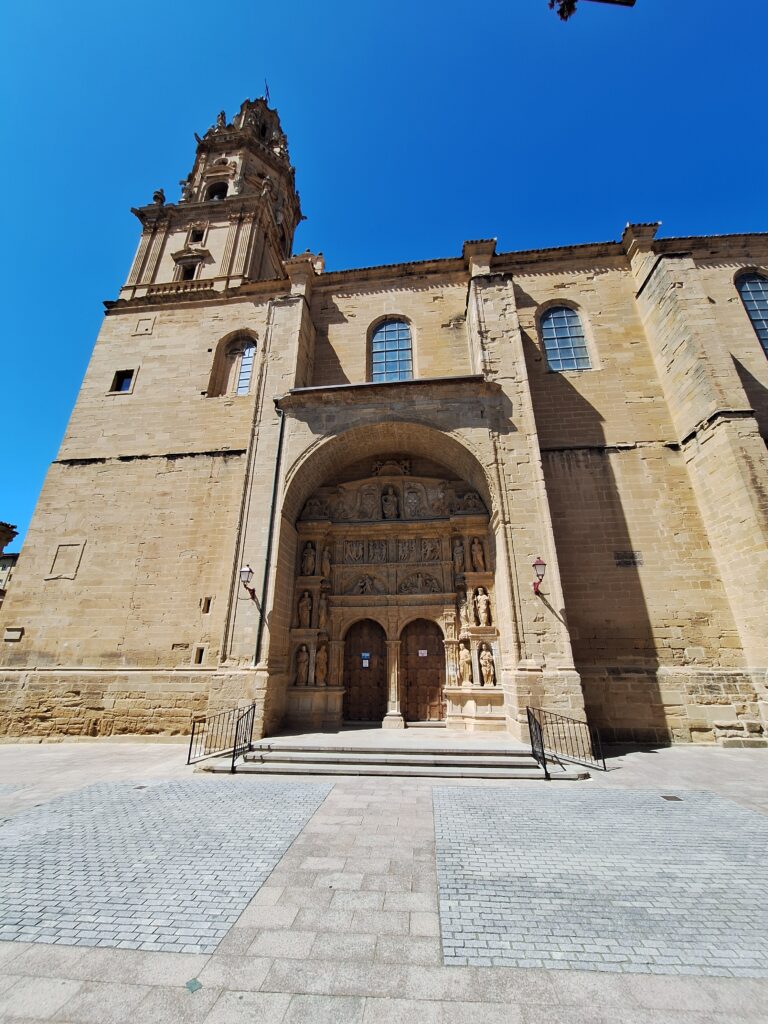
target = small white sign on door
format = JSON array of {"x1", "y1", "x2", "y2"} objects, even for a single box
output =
[{"x1": 418, "y1": 649, "x2": 428, "y2": 657}]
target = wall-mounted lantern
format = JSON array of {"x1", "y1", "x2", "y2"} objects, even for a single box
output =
[{"x1": 532, "y1": 557, "x2": 547, "y2": 595}]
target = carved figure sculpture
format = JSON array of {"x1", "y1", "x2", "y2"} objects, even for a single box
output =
[
  {"x1": 314, "y1": 645, "x2": 328, "y2": 686},
  {"x1": 471, "y1": 537, "x2": 486, "y2": 572},
  {"x1": 458, "y1": 591, "x2": 470, "y2": 627},
  {"x1": 318, "y1": 592, "x2": 329, "y2": 632},
  {"x1": 458, "y1": 642, "x2": 473, "y2": 684},
  {"x1": 463, "y1": 491, "x2": 483, "y2": 511},
  {"x1": 404, "y1": 488, "x2": 422, "y2": 518},
  {"x1": 345, "y1": 540, "x2": 364, "y2": 563},
  {"x1": 153, "y1": 188, "x2": 165, "y2": 205},
  {"x1": 453, "y1": 539, "x2": 465, "y2": 575},
  {"x1": 398, "y1": 539, "x2": 416, "y2": 562},
  {"x1": 369, "y1": 539, "x2": 387, "y2": 562},
  {"x1": 301, "y1": 542, "x2": 315, "y2": 576},
  {"x1": 321, "y1": 546, "x2": 332, "y2": 579},
  {"x1": 296, "y1": 644, "x2": 309, "y2": 686},
  {"x1": 298, "y1": 591, "x2": 312, "y2": 628},
  {"x1": 399, "y1": 572, "x2": 441, "y2": 594},
  {"x1": 475, "y1": 587, "x2": 491, "y2": 626},
  {"x1": 479, "y1": 643, "x2": 496, "y2": 687},
  {"x1": 382, "y1": 486, "x2": 399, "y2": 520},
  {"x1": 421, "y1": 538, "x2": 440, "y2": 562},
  {"x1": 349, "y1": 574, "x2": 383, "y2": 595},
  {"x1": 216, "y1": 110, "x2": 227, "y2": 128}
]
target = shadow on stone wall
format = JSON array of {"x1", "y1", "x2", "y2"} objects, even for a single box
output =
[{"x1": 522, "y1": 333, "x2": 670, "y2": 746}]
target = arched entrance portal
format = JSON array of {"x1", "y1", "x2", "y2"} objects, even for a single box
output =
[
  {"x1": 343, "y1": 620, "x2": 387, "y2": 723},
  {"x1": 401, "y1": 619, "x2": 445, "y2": 723}
]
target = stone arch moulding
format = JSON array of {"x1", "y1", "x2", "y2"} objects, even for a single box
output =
[{"x1": 263, "y1": 420, "x2": 521, "y2": 736}]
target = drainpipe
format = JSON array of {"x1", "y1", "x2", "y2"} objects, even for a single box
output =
[{"x1": 253, "y1": 399, "x2": 286, "y2": 666}]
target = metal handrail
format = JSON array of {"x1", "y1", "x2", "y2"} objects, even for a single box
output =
[
  {"x1": 526, "y1": 706, "x2": 607, "y2": 773},
  {"x1": 187, "y1": 703, "x2": 256, "y2": 765},
  {"x1": 230, "y1": 704, "x2": 256, "y2": 774}
]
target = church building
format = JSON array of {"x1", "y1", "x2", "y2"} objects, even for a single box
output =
[{"x1": 1, "y1": 98, "x2": 767, "y2": 746}]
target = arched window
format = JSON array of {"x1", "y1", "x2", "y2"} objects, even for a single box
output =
[
  {"x1": 539, "y1": 306, "x2": 592, "y2": 371},
  {"x1": 737, "y1": 273, "x2": 768, "y2": 355},
  {"x1": 370, "y1": 319, "x2": 413, "y2": 383},
  {"x1": 207, "y1": 335, "x2": 257, "y2": 397},
  {"x1": 205, "y1": 182, "x2": 228, "y2": 201},
  {"x1": 235, "y1": 341, "x2": 255, "y2": 394}
]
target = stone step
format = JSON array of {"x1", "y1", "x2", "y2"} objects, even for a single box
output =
[
  {"x1": 243, "y1": 750, "x2": 540, "y2": 769},
  {"x1": 249, "y1": 742, "x2": 532, "y2": 758},
  {"x1": 200, "y1": 759, "x2": 589, "y2": 780}
]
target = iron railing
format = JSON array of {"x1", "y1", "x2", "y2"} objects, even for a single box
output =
[
  {"x1": 526, "y1": 706, "x2": 606, "y2": 773},
  {"x1": 187, "y1": 703, "x2": 256, "y2": 767}
]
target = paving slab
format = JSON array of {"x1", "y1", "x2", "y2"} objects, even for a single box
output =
[{"x1": 433, "y1": 786, "x2": 768, "y2": 977}]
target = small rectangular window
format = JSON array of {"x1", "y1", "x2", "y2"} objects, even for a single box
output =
[
  {"x1": 110, "y1": 370, "x2": 134, "y2": 393},
  {"x1": 190, "y1": 228, "x2": 205, "y2": 244},
  {"x1": 193, "y1": 646, "x2": 205, "y2": 665},
  {"x1": 201, "y1": 597, "x2": 212, "y2": 614},
  {"x1": 180, "y1": 264, "x2": 197, "y2": 281}
]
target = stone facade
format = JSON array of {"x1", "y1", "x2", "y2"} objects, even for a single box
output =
[{"x1": 1, "y1": 99, "x2": 766, "y2": 745}]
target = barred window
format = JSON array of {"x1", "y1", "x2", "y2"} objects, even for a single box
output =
[
  {"x1": 737, "y1": 273, "x2": 768, "y2": 355},
  {"x1": 371, "y1": 319, "x2": 413, "y2": 383},
  {"x1": 540, "y1": 307, "x2": 592, "y2": 371},
  {"x1": 236, "y1": 342, "x2": 255, "y2": 394}
]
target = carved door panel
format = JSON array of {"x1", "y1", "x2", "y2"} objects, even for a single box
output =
[
  {"x1": 401, "y1": 619, "x2": 445, "y2": 722},
  {"x1": 343, "y1": 620, "x2": 387, "y2": 722}
]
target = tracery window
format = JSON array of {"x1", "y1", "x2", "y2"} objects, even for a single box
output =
[
  {"x1": 370, "y1": 319, "x2": 413, "y2": 382},
  {"x1": 737, "y1": 273, "x2": 768, "y2": 355},
  {"x1": 540, "y1": 306, "x2": 592, "y2": 371}
]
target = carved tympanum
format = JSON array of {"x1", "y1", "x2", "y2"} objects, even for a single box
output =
[{"x1": 399, "y1": 572, "x2": 441, "y2": 595}]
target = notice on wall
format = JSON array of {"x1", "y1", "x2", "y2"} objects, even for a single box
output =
[{"x1": 418, "y1": 650, "x2": 428, "y2": 657}]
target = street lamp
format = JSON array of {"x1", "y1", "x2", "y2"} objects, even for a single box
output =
[
  {"x1": 532, "y1": 557, "x2": 547, "y2": 595},
  {"x1": 239, "y1": 564, "x2": 256, "y2": 600}
]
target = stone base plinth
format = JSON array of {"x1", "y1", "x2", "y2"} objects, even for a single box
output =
[
  {"x1": 284, "y1": 686, "x2": 343, "y2": 730},
  {"x1": 382, "y1": 712, "x2": 405, "y2": 729},
  {"x1": 444, "y1": 685, "x2": 506, "y2": 731}
]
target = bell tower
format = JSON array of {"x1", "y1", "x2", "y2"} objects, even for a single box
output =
[{"x1": 119, "y1": 98, "x2": 303, "y2": 300}]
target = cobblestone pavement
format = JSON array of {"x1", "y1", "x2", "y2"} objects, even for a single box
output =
[
  {"x1": 434, "y1": 787, "x2": 768, "y2": 976},
  {"x1": 0, "y1": 779, "x2": 330, "y2": 954},
  {"x1": 0, "y1": 741, "x2": 766, "y2": 1023}
]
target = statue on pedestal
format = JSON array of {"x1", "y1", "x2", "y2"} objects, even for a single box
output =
[
  {"x1": 301, "y1": 542, "x2": 316, "y2": 576},
  {"x1": 479, "y1": 643, "x2": 496, "y2": 687},
  {"x1": 453, "y1": 539, "x2": 465, "y2": 575},
  {"x1": 296, "y1": 644, "x2": 309, "y2": 686},
  {"x1": 318, "y1": 592, "x2": 329, "y2": 632},
  {"x1": 474, "y1": 587, "x2": 491, "y2": 626},
  {"x1": 470, "y1": 537, "x2": 486, "y2": 572},
  {"x1": 315, "y1": 645, "x2": 328, "y2": 686},
  {"x1": 458, "y1": 642, "x2": 472, "y2": 685},
  {"x1": 382, "y1": 486, "x2": 399, "y2": 520},
  {"x1": 321, "y1": 546, "x2": 332, "y2": 579},
  {"x1": 298, "y1": 591, "x2": 312, "y2": 628}
]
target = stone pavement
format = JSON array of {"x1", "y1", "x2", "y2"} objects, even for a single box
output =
[{"x1": 0, "y1": 739, "x2": 766, "y2": 1023}]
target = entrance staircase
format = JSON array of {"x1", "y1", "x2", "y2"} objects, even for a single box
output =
[{"x1": 198, "y1": 736, "x2": 590, "y2": 780}]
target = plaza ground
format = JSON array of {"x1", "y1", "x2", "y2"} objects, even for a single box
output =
[{"x1": 0, "y1": 738, "x2": 766, "y2": 1023}]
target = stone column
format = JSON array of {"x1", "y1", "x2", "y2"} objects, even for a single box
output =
[
  {"x1": 329, "y1": 640, "x2": 345, "y2": 688},
  {"x1": 383, "y1": 639, "x2": 404, "y2": 729}
]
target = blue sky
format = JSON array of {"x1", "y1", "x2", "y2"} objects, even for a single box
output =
[{"x1": 2, "y1": 0, "x2": 765, "y2": 546}]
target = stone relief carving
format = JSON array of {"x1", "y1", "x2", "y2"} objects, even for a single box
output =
[
  {"x1": 421, "y1": 538, "x2": 440, "y2": 562},
  {"x1": 399, "y1": 572, "x2": 441, "y2": 595},
  {"x1": 479, "y1": 643, "x2": 496, "y2": 687},
  {"x1": 458, "y1": 590, "x2": 470, "y2": 628},
  {"x1": 297, "y1": 591, "x2": 312, "y2": 628},
  {"x1": 470, "y1": 537, "x2": 486, "y2": 572},
  {"x1": 474, "y1": 587, "x2": 492, "y2": 626},
  {"x1": 382, "y1": 486, "x2": 399, "y2": 520},
  {"x1": 458, "y1": 642, "x2": 473, "y2": 684},
  {"x1": 345, "y1": 541, "x2": 364, "y2": 563},
  {"x1": 398, "y1": 539, "x2": 417, "y2": 562},
  {"x1": 372, "y1": 458, "x2": 411, "y2": 476},
  {"x1": 347, "y1": 574, "x2": 385, "y2": 595},
  {"x1": 315, "y1": 644, "x2": 328, "y2": 686},
  {"x1": 300, "y1": 476, "x2": 487, "y2": 525},
  {"x1": 295, "y1": 644, "x2": 309, "y2": 686},
  {"x1": 369, "y1": 539, "x2": 388, "y2": 562},
  {"x1": 301, "y1": 542, "x2": 315, "y2": 576}
]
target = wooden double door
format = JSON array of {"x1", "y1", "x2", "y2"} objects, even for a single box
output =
[
  {"x1": 343, "y1": 620, "x2": 387, "y2": 722},
  {"x1": 401, "y1": 619, "x2": 445, "y2": 723}
]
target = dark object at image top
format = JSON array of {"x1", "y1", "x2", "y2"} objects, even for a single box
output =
[{"x1": 550, "y1": 0, "x2": 636, "y2": 20}]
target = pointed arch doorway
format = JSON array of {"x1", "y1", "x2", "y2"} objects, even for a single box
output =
[
  {"x1": 401, "y1": 619, "x2": 445, "y2": 723},
  {"x1": 343, "y1": 619, "x2": 388, "y2": 723}
]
